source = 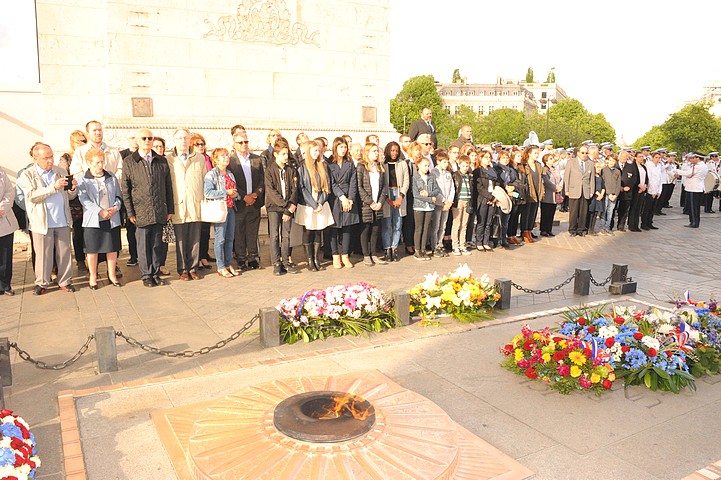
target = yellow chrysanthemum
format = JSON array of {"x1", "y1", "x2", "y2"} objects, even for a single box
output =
[
  {"x1": 590, "y1": 373, "x2": 601, "y2": 384},
  {"x1": 542, "y1": 353, "x2": 551, "y2": 363},
  {"x1": 514, "y1": 349, "x2": 524, "y2": 361},
  {"x1": 570, "y1": 365, "x2": 582, "y2": 378},
  {"x1": 608, "y1": 372, "x2": 616, "y2": 382},
  {"x1": 568, "y1": 351, "x2": 587, "y2": 366},
  {"x1": 559, "y1": 340, "x2": 567, "y2": 349}
]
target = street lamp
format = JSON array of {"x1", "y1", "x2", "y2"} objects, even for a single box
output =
[
  {"x1": 539, "y1": 95, "x2": 557, "y2": 140},
  {"x1": 396, "y1": 95, "x2": 414, "y2": 134}
]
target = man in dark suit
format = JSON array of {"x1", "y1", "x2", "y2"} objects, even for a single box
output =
[
  {"x1": 563, "y1": 146, "x2": 594, "y2": 236},
  {"x1": 408, "y1": 106, "x2": 438, "y2": 148},
  {"x1": 627, "y1": 151, "x2": 648, "y2": 232},
  {"x1": 615, "y1": 149, "x2": 637, "y2": 232},
  {"x1": 228, "y1": 130, "x2": 265, "y2": 270}
]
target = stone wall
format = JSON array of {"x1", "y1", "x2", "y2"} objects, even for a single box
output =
[{"x1": 36, "y1": 0, "x2": 395, "y2": 153}]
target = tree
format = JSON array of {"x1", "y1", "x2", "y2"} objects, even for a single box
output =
[
  {"x1": 661, "y1": 104, "x2": 721, "y2": 153},
  {"x1": 546, "y1": 67, "x2": 556, "y2": 83},
  {"x1": 632, "y1": 125, "x2": 667, "y2": 151},
  {"x1": 389, "y1": 75, "x2": 448, "y2": 135},
  {"x1": 478, "y1": 108, "x2": 529, "y2": 145},
  {"x1": 525, "y1": 67, "x2": 534, "y2": 83},
  {"x1": 452, "y1": 68, "x2": 462, "y2": 84}
]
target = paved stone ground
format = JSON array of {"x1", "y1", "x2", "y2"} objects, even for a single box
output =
[{"x1": 1, "y1": 191, "x2": 720, "y2": 479}]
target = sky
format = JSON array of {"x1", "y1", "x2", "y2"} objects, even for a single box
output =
[
  {"x1": 3, "y1": 1, "x2": 721, "y2": 144},
  {"x1": 389, "y1": 0, "x2": 721, "y2": 144}
]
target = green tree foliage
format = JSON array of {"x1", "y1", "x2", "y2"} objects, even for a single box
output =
[
  {"x1": 477, "y1": 109, "x2": 529, "y2": 145},
  {"x1": 452, "y1": 68, "x2": 462, "y2": 83},
  {"x1": 632, "y1": 125, "x2": 668, "y2": 151},
  {"x1": 632, "y1": 104, "x2": 721, "y2": 153},
  {"x1": 389, "y1": 75, "x2": 449, "y2": 136},
  {"x1": 526, "y1": 67, "x2": 534, "y2": 83},
  {"x1": 546, "y1": 68, "x2": 556, "y2": 83}
]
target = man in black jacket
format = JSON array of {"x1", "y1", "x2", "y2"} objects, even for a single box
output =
[
  {"x1": 408, "y1": 107, "x2": 438, "y2": 148},
  {"x1": 228, "y1": 130, "x2": 265, "y2": 270},
  {"x1": 122, "y1": 129, "x2": 174, "y2": 287}
]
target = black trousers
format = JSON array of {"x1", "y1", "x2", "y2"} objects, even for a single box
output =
[
  {"x1": 233, "y1": 205, "x2": 261, "y2": 262},
  {"x1": 268, "y1": 211, "x2": 292, "y2": 265},
  {"x1": 121, "y1": 202, "x2": 137, "y2": 261},
  {"x1": 360, "y1": 219, "x2": 381, "y2": 257},
  {"x1": 136, "y1": 223, "x2": 163, "y2": 280},
  {"x1": 72, "y1": 217, "x2": 85, "y2": 262},
  {"x1": 200, "y1": 222, "x2": 211, "y2": 260},
  {"x1": 567, "y1": 197, "x2": 588, "y2": 234},
  {"x1": 687, "y1": 191, "x2": 703, "y2": 227},
  {"x1": 0, "y1": 232, "x2": 13, "y2": 291},
  {"x1": 413, "y1": 210, "x2": 432, "y2": 253},
  {"x1": 641, "y1": 195, "x2": 657, "y2": 227},
  {"x1": 402, "y1": 196, "x2": 415, "y2": 248},
  {"x1": 628, "y1": 192, "x2": 646, "y2": 230},
  {"x1": 659, "y1": 183, "x2": 674, "y2": 210},
  {"x1": 539, "y1": 202, "x2": 557, "y2": 234}
]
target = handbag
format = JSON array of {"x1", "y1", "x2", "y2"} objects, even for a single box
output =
[
  {"x1": 201, "y1": 199, "x2": 228, "y2": 223},
  {"x1": 490, "y1": 213, "x2": 501, "y2": 240},
  {"x1": 162, "y1": 219, "x2": 175, "y2": 243},
  {"x1": 554, "y1": 192, "x2": 564, "y2": 204}
]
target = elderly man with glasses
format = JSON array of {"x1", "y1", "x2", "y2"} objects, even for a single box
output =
[{"x1": 122, "y1": 129, "x2": 174, "y2": 287}]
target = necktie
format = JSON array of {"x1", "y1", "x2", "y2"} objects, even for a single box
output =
[
  {"x1": 580, "y1": 160, "x2": 584, "y2": 174},
  {"x1": 691, "y1": 165, "x2": 695, "y2": 177}
]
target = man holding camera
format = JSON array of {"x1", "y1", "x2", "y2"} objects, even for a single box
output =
[{"x1": 18, "y1": 143, "x2": 78, "y2": 295}]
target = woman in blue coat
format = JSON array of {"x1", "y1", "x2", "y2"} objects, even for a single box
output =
[{"x1": 327, "y1": 137, "x2": 360, "y2": 268}]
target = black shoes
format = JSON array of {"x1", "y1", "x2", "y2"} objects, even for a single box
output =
[
  {"x1": 127, "y1": 258, "x2": 138, "y2": 267},
  {"x1": 273, "y1": 264, "x2": 286, "y2": 276},
  {"x1": 33, "y1": 286, "x2": 46, "y2": 296},
  {"x1": 143, "y1": 278, "x2": 155, "y2": 287},
  {"x1": 248, "y1": 260, "x2": 261, "y2": 270},
  {"x1": 59, "y1": 284, "x2": 76, "y2": 293}
]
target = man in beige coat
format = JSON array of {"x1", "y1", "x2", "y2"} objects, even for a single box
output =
[
  {"x1": 18, "y1": 143, "x2": 78, "y2": 294},
  {"x1": 166, "y1": 128, "x2": 206, "y2": 280}
]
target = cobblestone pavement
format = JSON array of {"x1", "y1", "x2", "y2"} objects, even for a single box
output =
[{"x1": 2, "y1": 191, "x2": 720, "y2": 479}]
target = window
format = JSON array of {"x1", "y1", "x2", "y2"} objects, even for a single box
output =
[
  {"x1": 479, "y1": 105, "x2": 484, "y2": 114},
  {"x1": 503, "y1": 91, "x2": 509, "y2": 96},
  {"x1": 444, "y1": 105, "x2": 450, "y2": 113},
  {"x1": 489, "y1": 106, "x2": 494, "y2": 114},
  {"x1": 541, "y1": 92, "x2": 547, "y2": 99},
  {"x1": 454, "y1": 106, "x2": 458, "y2": 114}
]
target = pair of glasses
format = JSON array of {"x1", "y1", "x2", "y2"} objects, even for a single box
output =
[
  {"x1": 140, "y1": 136, "x2": 153, "y2": 141},
  {"x1": 422, "y1": 142, "x2": 432, "y2": 146},
  {"x1": 235, "y1": 140, "x2": 249, "y2": 145},
  {"x1": 194, "y1": 143, "x2": 205, "y2": 146}
]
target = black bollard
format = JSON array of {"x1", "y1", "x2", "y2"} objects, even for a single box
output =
[
  {"x1": 0, "y1": 338, "x2": 11, "y2": 386},
  {"x1": 494, "y1": 278, "x2": 512, "y2": 310},
  {"x1": 574, "y1": 268, "x2": 590, "y2": 296}
]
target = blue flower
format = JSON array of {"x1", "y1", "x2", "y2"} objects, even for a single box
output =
[
  {"x1": 0, "y1": 447, "x2": 15, "y2": 466},
  {"x1": 0, "y1": 423, "x2": 22, "y2": 439},
  {"x1": 624, "y1": 348, "x2": 647, "y2": 369}
]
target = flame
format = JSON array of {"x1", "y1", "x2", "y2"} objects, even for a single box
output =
[{"x1": 316, "y1": 393, "x2": 372, "y2": 421}]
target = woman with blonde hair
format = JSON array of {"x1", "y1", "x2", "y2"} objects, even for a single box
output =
[
  {"x1": 460, "y1": 143, "x2": 478, "y2": 169},
  {"x1": 294, "y1": 141, "x2": 334, "y2": 271},
  {"x1": 401, "y1": 141, "x2": 423, "y2": 255},
  {"x1": 203, "y1": 148, "x2": 239, "y2": 277},
  {"x1": 357, "y1": 142, "x2": 388, "y2": 265}
]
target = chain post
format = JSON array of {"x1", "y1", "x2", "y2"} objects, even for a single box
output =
[
  {"x1": 260, "y1": 308, "x2": 280, "y2": 348},
  {"x1": 494, "y1": 279, "x2": 512, "y2": 310},
  {"x1": 392, "y1": 291, "x2": 411, "y2": 325},
  {"x1": 0, "y1": 378, "x2": 4, "y2": 410},
  {"x1": 574, "y1": 268, "x2": 591, "y2": 296},
  {"x1": 0, "y1": 338, "x2": 11, "y2": 386},
  {"x1": 95, "y1": 327, "x2": 118, "y2": 373}
]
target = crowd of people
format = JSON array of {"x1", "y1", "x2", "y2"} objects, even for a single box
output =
[{"x1": 0, "y1": 109, "x2": 719, "y2": 296}]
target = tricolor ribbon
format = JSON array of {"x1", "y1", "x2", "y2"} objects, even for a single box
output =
[
  {"x1": 684, "y1": 290, "x2": 693, "y2": 305},
  {"x1": 583, "y1": 337, "x2": 611, "y2": 363},
  {"x1": 673, "y1": 321, "x2": 693, "y2": 352}
]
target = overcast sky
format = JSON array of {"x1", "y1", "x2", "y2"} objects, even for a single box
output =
[
  {"x1": 4, "y1": 1, "x2": 721, "y2": 143},
  {"x1": 389, "y1": 0, "x2": 721, "y2": 143}
]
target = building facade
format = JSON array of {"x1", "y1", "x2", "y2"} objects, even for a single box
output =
[
  {"x1": 437, "y1": 78, "x2": 568, "y2": 117},
  {"x1": 1, "y1": 0, "x2": 394, "y2": 175}
]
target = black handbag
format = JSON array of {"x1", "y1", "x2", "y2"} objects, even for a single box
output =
[{"x1": 490, "y1": 213, "x2": 502, "y2": 240}]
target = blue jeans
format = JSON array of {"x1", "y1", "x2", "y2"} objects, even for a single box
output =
[
  {"x1": 599, "y1": 197, "x2": 617, "y2": 231},
  {"x1": 213, "y1": 209, "x2": 236, "y2": 269},
  {"x1": 382, "y1": 187, "x2": 402, "y2": 248}
]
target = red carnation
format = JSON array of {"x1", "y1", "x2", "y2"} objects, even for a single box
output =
[
  {"x1": 633, "y1": 332, "x2": 644, "y2": 341},
  {"x1": 553, "y1": 351, "x2": 567, "y2": 362},
  {"x1": 602, "y1": 379, "x2": 613, "y2": 389},
  {"x1": 614, "y1": 317, "x2": 625, "y2": 325},
  {"x1": 10, "y1": 438, "x2": 23, "y2": 450},
  {"x1": 525, "y1": 367, "x2": 538, "y2": 379},
  {"x1": 621, "y1": 345, "x2": 630, "y2": 353},
  {"x1": 0, "y1": 409, "x2": 13, "y2": 417},
  {"x1": 666, "y1": 351, "x2": 674, "y2": 357},
  {"x1": 648, "y1": 348, "x2": 657, "y2": 357},
  {"x1": 14, "y1": 453, "x2": 23, "y2": 467},
  {"x1": 605, "y1": 337, "x2": 615, "y2": 348},
  {"x1": 583, "y1": 348, "x2": 592, "y2": 358},
  {"x1": 587, "y1": 326, "x2": 596, "y2": 333},
  {"x1": 578, "y1": 318, "x2": 586, "y2": 326},
  {"x1": 523, "y1": 340, "x2": 534, "y2": 351}
]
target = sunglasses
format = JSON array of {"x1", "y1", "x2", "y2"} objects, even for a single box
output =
[
  {"x1": 194, "y1": 142, "x2": 205, "y2": 146},
  {"x1": 140, "y1": 136, "x2": 153, "y2": 141},
  {"x1": 235, "y1": 140, "x2": 249, "y2": 145},
  {"x1": 422, "y1": 142, "x2": 432, "y2": 146}
]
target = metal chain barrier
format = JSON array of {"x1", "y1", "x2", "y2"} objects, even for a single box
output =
[
  {"x1": 10, "y1": 335, "x2": 95, "y2": 370},
  {"x1": 590, "y1": 272, "x2": 613, "y2": 287},
  {"x1": 115, "y1": 314, "x2": 259, "y2": 358},
  {"x1": 511, "y1": 272, "x2": 577, "y2": 295}
]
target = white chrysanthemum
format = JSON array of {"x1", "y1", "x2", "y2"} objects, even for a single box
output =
[
  {"x1": 641, "y1": 336, "x2": 660, "y2": 350},
  {"x1": 689, "y1": 330, "x2": 701, "y2": 342},
  {"x1": 657, "y1": 324, "x2": 674, "y2": 334},
  {"x1": 598, "y1": 325, "x2": 619, "y2": 338},
  {"x1": 426, "y1": 295, "x2": 442, "y2": 310}
]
